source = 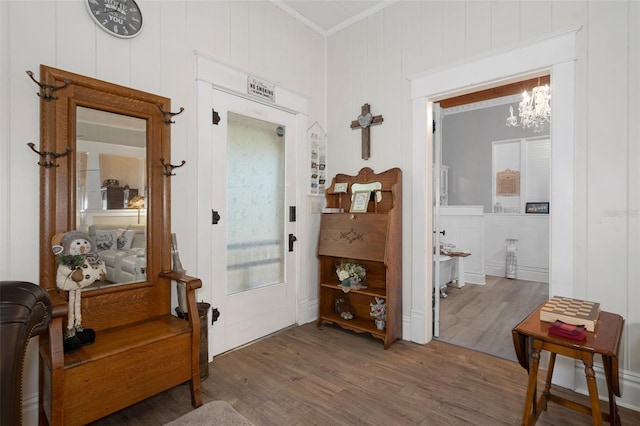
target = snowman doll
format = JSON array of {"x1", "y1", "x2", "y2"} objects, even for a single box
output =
[{"x1": 52, "y1": 230, "x2": 106, "y2": 352}]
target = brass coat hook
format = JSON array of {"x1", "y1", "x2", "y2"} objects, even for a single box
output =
[
  {"x1": 26, "y1": 70, "x2": 70, "y2": 101},
  {"x1": 160, "y1": 158, "x2": 186, "y2": 176},
  {"x1": 156, "y1": 104, "x2": 185, "y2": 124},
  {"x1": 27, "y1": 142, "x2": 72, "y2": 168}
]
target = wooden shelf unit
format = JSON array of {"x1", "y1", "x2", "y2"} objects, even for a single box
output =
[{"x1": 317, "y1": 167, "x2": 402, "y2": 349}]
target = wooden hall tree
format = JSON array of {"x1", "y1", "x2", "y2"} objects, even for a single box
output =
[
  {"x1": 36, "y1": 65, "x2": 202, "y2": 425},
  {"x1": 317, "y1": 167, "x2": 402, "y2": 348}
]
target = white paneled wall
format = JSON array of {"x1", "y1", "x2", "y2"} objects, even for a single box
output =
[
  {"x1": 484, "y1": 214, "x2": 550, "y2": 283},
  {"x1": 440, "y1": 206, "x2": 486, "y2": 285},
  {"x1": 1, "y1": 1, "x2": 325, "y2": 423},
  {"x1": 327, "y1": 0, "x2": 639, "y2": 409},
  {"x1": 2, "y1": 0, "x2": 639, "y2": 416}
]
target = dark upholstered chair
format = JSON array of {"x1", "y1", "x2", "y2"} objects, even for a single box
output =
[{"x1": 1, "y1": 281, "x2": 51, "y2": 426}]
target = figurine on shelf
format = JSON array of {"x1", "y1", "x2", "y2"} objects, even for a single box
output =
[
  {"x1": 334, "y1": 297, "x2": 354, "y2": 320},
  {"x1": 370, "y1": 297, "x2": 386, "y2": 330}
]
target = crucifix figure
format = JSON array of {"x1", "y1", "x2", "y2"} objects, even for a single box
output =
[{"x1": 350, "y1": 103, "x2": 383, "y2": 160}]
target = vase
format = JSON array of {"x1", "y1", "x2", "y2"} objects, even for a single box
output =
[{"x1": 375, "y1": 318, "x2": 386, "y2": 330}]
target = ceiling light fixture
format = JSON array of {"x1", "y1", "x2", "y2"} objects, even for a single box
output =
[{"x1": 506, "y1": 84, "x2": 551, "y2": 133}]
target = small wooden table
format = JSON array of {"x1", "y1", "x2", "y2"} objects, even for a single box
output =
[
  {"x1": 512, "y1": 304, "x2": 624, "y2": 425},
  {"x1": 440, "y1": 249, "x2": 470, "y2": 288}
]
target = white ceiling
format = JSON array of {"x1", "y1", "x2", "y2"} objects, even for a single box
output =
[{"x1": 273, "y1": 0, "x2": 398, "y2": 35}]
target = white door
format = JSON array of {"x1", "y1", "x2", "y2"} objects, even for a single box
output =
[
  {"x1": 432, "y1": 103, "x2": 444, "y2": 337},
  {"x1": 208, "y1": 89, "x2": 297, "y2": 355}
]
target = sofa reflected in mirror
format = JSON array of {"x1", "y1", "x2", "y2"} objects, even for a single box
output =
[
  {"x1": 82, "y1": 224, "x2": 147, "y2": 287},
  {"x1": 76, "y1": 209, "x2": 148, "y2": 288}
]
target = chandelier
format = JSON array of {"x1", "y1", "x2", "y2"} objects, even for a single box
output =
[{"x1": 506, "y1": 84, "x2": 551, "y2": 133}]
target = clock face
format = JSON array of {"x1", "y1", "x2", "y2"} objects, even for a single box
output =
[{"x1": 86, "y1": 0, "x2": 143, "y2": 38}]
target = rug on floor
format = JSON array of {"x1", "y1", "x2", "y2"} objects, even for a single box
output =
[{"x1": 164, "y1": 401, "x2": 254, "y2": 426}]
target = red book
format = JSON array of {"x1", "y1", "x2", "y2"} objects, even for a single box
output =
[{"x1": 548, "y1": 320, "x2": 587, "y2": 341}]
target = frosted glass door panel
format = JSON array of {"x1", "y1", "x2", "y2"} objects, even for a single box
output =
[{"x1": 226, "y1": 112, "x2": 284, "y2": 294}]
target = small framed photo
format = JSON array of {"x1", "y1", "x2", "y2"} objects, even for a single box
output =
[
  {"x1": 333, "y1": 182, "x2": 348, "y2": 193},
  {"x1": 350, "y1": 191, "x2": 371, "y2": 213},
  {"x1": 525, "y1": 202, "x2": 549, "y2": 214}
]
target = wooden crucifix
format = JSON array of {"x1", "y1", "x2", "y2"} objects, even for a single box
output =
[{"x1": 350, "y1": 103, "x2": 383, "y2": 160}]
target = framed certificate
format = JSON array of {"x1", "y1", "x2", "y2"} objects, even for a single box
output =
[
  {"x1": 350, "y1": 191, "x2": 371, "y2": 213},
  {"x1": 333, "y1": 182, "x2": 348, "y2": 193}
]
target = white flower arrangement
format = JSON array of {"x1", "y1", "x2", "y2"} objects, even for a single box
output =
[
  {"x1": 369, "y1": 297, "x2": 386, "y2": 320},
  {"x1": 335, "y1": 261, "x2": 366, "y2": 292},
  {"x1": 336, "y1": 261, "x2": 366, "y2": 285}
]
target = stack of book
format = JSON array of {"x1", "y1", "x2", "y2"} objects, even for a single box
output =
[
  {"x1": 540, "y1": 296, "x2": 600, "y2": 332},
  {"x1": 321, "y1": 208, "x2": 344, "y2": 213},
  {"x1": 548, "y1": 320, "x2": 587, "y2": 341}
]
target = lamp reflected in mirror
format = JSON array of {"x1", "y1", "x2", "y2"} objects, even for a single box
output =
[{"x1": 127, "y1": 195, "x2": 145, "y2": 224}]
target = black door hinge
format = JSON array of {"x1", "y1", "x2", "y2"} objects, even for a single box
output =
[{"x1": 212, "y1": 210, "x2": 220, "y2": 224}]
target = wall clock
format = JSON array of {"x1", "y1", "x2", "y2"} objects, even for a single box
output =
[{"x1": 86, "y1": 0, "x2": 143, "y2": 38}]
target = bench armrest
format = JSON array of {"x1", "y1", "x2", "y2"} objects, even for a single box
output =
[
  {"x1": 159, "y1": 271, "x2": 202, "y2": 291},
  {"x1": 47, "y1": 289, "x2": 68, "y2": 319}
]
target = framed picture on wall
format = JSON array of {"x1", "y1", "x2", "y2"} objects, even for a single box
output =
[
  {"x1": 525, "y1": 202, "x2": 549, "y2": 214},
  {"x1": 350, "y1": 191, "x2": 371, "y2": 213},
  {"x1": 333, "y1": 183, "x2": 348, "y2": 193}
]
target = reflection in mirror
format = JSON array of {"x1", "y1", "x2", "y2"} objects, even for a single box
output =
[{"x1": 76, "y1": 106, "x2": 147, "y2": 288}]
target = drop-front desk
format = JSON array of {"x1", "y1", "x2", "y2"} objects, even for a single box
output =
[{"x1": 512, "y1": 304, "x2": 624, "y2": 425}]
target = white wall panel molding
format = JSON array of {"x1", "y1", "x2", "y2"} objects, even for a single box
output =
[
  {"x1": 410, "y1": 26, "x2": 581, "y2": 100},
  {"x1": 195, "y1": 50, "x2": 309, "y2": 115}
]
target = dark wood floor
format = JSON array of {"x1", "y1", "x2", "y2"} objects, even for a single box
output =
[
  {"x1": 438, "y1": 275, "x2": 549, "y2": 362},
  {"x1": 92, "y1": 322, "x2": 640, "y2": 426}
]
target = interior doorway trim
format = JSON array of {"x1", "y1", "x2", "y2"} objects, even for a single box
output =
[
  {"x1": 408, "y1": 27, "x2": 579, "y2": 353},
  {"x1": 195, "y1": 50, "x2": 309, "y2": 115}
]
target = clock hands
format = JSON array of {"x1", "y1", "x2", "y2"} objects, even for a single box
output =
[
  {"x1": 88, "y1": 0, "x2": 142, "y2": 37},
  {"x1": 93, "y1": 0, "x2": 131, "y2": 16}
]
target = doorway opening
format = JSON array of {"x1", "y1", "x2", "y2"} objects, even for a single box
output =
[
  {"x1": 432, "y1": 78, "x2": 552, "y2": 361},
  {"x1": 410, "y1": 27, "x2": 577, "y2": 387}
]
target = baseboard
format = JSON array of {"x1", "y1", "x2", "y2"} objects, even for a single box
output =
[
  {"x1": 573, "y1": 365, "x2": 640, "y2": 412},
  {"x1": 22, "y1": 391, "x2": 39, "y2": 425},
  {"x1": 464, "y1": 272, "x2": 486, "y2": 285},
  {"x1": 409, "y1": 310, "x2": 427, "y2": 344},
  {"x1": 301, "y1": 297, "x2": 318, "y2": 325},
  {"x1": 485, "y1": 263, "x2": 549, "y2": 283}
]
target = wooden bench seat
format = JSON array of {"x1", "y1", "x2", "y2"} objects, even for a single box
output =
[
  {"x1": 58, "y1": 316, "x2": 191, "y2": 368},
  {"x1": 40, "y1": 279, "x2": 202, "y2": 426}
]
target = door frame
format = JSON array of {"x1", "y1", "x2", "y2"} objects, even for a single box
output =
[
  {"x1": 432, "y1": 103, "x2": 443, "y2": 337},
  {"x1": 410, "y1": 27, "x2": 579, "y2": 387},
  {"x1": 195, "y1": 51, "x2": 310, "y2": 358}
]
